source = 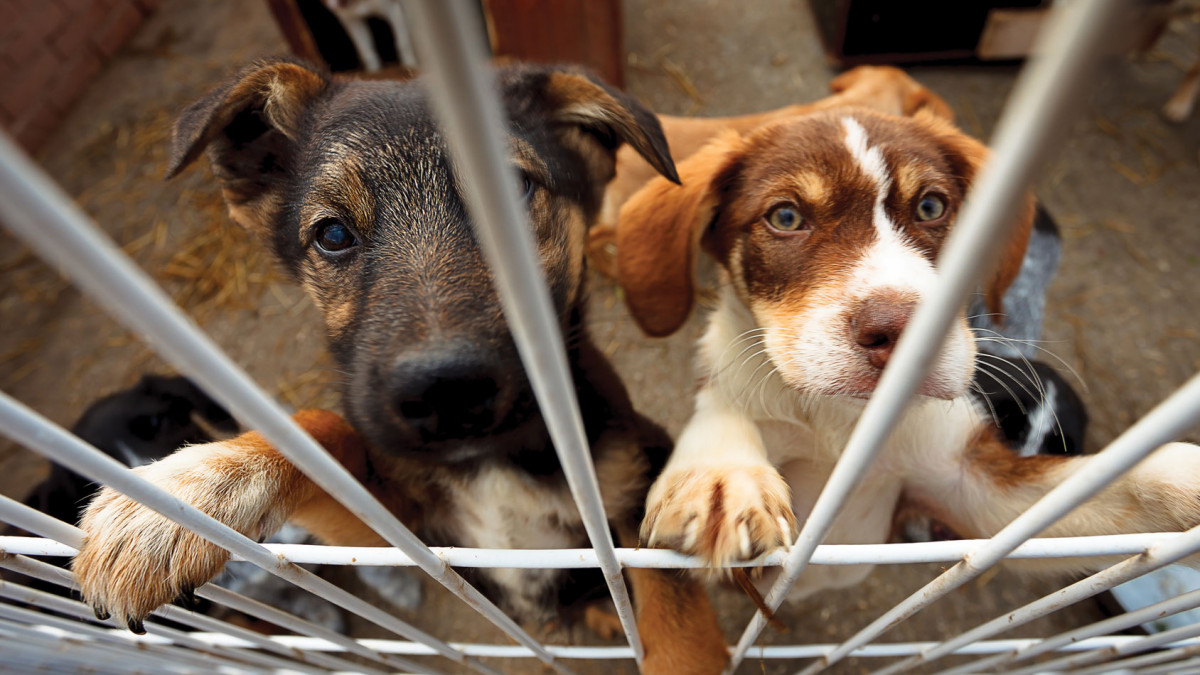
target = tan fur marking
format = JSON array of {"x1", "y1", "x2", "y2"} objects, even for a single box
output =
[
  {"x1": 893, "y1": 161, "x2": 938, "y2": 204},
  {"x1": 312, "y1": 154, "x2": 376, "y2": 237},
  {"x1": 323, "y1": 299, "x2": 355, "y2": 336},
  {"x1": 788, "y1": 171, "x2": 830, "y2": 206},
  {"x1": 255, "y1": 65, "x2": 329, "y2": 141},
  {"x1": 223, "y1": 189, "x2": 285, "y2": 242}
]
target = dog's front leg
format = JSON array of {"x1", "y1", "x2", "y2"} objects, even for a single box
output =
[
  {"x1": 642, "y1": 389, "x2": 796, "y2": 568},
  {"x1": 907, "y1": 429, "x2": 1200, "y2": 573},
  {"x1": 73, "y1": 409, "x2": 382, "y2": 629}
]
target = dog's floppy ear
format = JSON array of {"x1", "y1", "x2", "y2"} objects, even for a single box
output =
[
  {"x1": 165, "y1": 58, "x2": 330, "y2": 235},
  {"x1": 536, "y1": 69, "x2": 679, "y2": 185},
  {"x1": 927, "y1": 115, "x2": 1036, "y2": 319},
  {"x1": 617, "y1": 130, "x2": 745, "y2": 337},
  {"x1": 166, "y1": 58, "x2": 329, "y2": 178}
]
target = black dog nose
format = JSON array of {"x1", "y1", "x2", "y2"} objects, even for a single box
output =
[
  {"x1": 389, "y1": 353, "x2": 502, "y2": 440},
  {"x1": 851, "y1": 297, "x2": 915, "y2": 370}
]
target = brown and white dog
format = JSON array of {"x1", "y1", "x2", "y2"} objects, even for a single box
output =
[
  {"x1": 616, "y1": 93, "x2": 1200, "y2": 599},
  {"x1": 70, "y1": 58, "x2": 729, "y2": 673}
]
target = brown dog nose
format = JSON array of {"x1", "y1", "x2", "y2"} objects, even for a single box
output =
[{"x1": 851, "y1": 297, "x2": 916, "y2": 369}]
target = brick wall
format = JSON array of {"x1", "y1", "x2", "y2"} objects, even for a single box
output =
[{"x1": 0, "y1": 0, "x2": 160, "y2": 152}]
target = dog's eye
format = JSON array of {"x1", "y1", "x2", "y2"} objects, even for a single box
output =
[
  {"x1": 519, "y1": 172, "x2": 536, "y2": 201},
  {"x1": 915, "y1": 194, "x2": 947, "y2": 222},
  {"x1": 314, "y1": 219, "x2": 358, "y2": 253},
  {"x1": 766, "y1": 205, "x2": 806, "y2": 232}
]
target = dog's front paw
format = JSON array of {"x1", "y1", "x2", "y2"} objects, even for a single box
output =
[
  {"x1": 641, "y1": 466, "x2": 796, "y2": 569},
  {"x1": 73, "y1": 444, "x2": 284, "y2": 631}
]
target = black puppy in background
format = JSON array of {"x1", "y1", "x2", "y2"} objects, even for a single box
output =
[
  {"x1": 16, "y1": 376, "x2": 411, "y2": 632},
  {"x1": 22, "y1": 375, "x2": 237, "y2": 526},
  {"x1": 973, "y1": 358, "x2": 1088, "y2": 458}
]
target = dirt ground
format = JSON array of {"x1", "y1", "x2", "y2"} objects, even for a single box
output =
[{"x1": 2, "y1": 1, "x2": 1199, "y2": 673}]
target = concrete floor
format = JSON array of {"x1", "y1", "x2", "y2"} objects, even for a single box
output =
[{"x1": 2, "y1": 1, "x2": 1199, "y2": 673}]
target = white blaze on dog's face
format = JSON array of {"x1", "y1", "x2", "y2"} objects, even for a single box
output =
[{"x1": 707, "y1": 110, "x2": 984, "y2": 400}]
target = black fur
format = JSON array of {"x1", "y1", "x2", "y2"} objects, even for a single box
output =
[{"x1": 23, "y1": 375, "x2": 235, "y2": 526}]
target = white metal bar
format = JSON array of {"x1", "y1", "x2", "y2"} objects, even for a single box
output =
[
  {"x1": 0, "y1": 561, "x2": 385, "y2": 675},
  {"x1": 0, "y1": 494, "x2": 87, "y2": 546},
  {"x1": 0, "y1": 637, "x2": 212, "y2": 675},
  {"x1": 1, "y1": 552, "x2": 431, "y2": 675},
  {"x1": 0, "y1": 495, "x2": 428, "y2": 674},
  {"x1": 729, "y1": 1, "x2": 1131, "y2": 671},
  {"x1": 936, "y1": 572, "x2": 1200, "y2": 674},
  {"x1": 0, "y1": 617, "x2": 238, "y2": 675},
  {"x1": 0, "y1": 618, "x2": 220, "y2": 675},
  {"x1": 1134, "y1": 650, "x2": 1200, "y2": 675},
  {"x1": 0, "y1": 127, "x2": 563, "y2": 673},
  {"x1": 400, "y1": 0, "x2": 643, "y2": 663},
  {"x1": 0, "y1": 592, "x2": 299, "y2": 674},
  {"x1": 1073, "y1": 646, "x2": 1200, "y2": 675},
  {"x1": 0, "y1": 391, "x2": 461, "y2": 675},
  {"x1": 1005, "y1": 619, "x2": 1200, "y2": 675},
  {"x1": 59, "y1": 633, "x2": 1200, "y2": 660},
  {"x1": 5, "y1": 533, "x2": 1194, "y2": 568}
]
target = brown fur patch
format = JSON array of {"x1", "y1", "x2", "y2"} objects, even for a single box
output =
[
  {"x1": 702, "y1": 478, "x2": 727, "y2": 556},
  {"x1": 592, "y1": 433, "x2": 652, "y2": 519},
  {"x1": 322, "y1": 299, "x2": 355, "y2": 337},
  {"x1": 628, "y1": 566, "x2": 729, "y2": 675},
  {"x1": 788, "y1": 171, "x2": 832, "y2": 206},
  {"x1": 616, "y1": 130, "x2": 746, "y2": 336},
  {"x1": 965, "y1": 426, "x2": 1067, "y2": 491}
]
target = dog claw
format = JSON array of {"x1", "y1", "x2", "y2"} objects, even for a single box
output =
[
  {"x1": 737, "y1": 521, "x2": 752, "y2": 559},
  {"x1": 778, "y1": 516, "x2": 793, "y2": 552},
  {"x1": 93, "y1": 606, "x2": 110, "y2": 621},
  {"x1": 647, "y1": 524, "x2": 664, "y2": 550},
  {"x1": 127, "y1": 618, "x2": 146, "y2": 635}
]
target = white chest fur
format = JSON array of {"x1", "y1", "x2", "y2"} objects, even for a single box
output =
[{"x1": 445, "y1": 463, "x2": 586, "y2": 619}]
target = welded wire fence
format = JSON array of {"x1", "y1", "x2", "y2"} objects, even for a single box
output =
[{"x1": 1, "y1": 0, "x2": 1198, "y2": 673}]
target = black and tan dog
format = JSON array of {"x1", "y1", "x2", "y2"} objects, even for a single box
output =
[{"x1": 71, "y1": 58, "x2": 728, "y2": 673}]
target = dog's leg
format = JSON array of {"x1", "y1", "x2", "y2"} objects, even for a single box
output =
[
  {"x1": 906, "y1": 429, "x2": 1200, "y2": 573},
  {"x1": 642, "y1": 389, "x2": 796, "y2": 568},
  {"x1": 73, "y1": 410, "x2": 382, "y2": 628},
  {"x1": 614, "y1": 525, "x2": 729, "y2": 675}
]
